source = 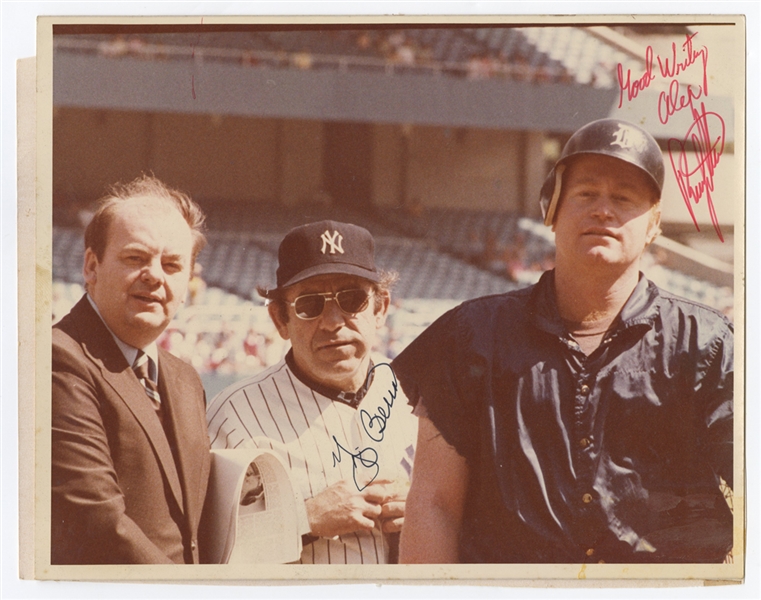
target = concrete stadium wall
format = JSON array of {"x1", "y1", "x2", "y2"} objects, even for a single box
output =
[{"x1": 53, "y1": 107, "x2": 542, "y2": 215}]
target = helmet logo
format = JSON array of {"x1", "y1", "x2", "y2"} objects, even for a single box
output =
[
  {"x1": 610, "y1": 124, "x2": 648, "y2": 154},
  {"x1": 320, "y1": 230, "x2": 344, "y2": 254}
]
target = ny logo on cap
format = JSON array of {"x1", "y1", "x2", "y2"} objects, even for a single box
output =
[
  {"x1": 610, "y1": 124, "x2": 648, "y2": 153},
  {"x1": 320, "y1": 230, "x2": 344, "y2": 254}
]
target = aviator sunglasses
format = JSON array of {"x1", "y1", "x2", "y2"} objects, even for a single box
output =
[{"x1": 287, "y1": 289, "x2": 372, "y2": 320}]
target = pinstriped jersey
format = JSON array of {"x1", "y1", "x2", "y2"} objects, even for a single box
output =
[{"x1": 206, "y1": 356, "x2": 417, "y2": 564}]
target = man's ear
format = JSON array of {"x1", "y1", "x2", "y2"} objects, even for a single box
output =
[
  {"x1": 268, "y1": 302, "x2": 291, "y2": 340},
  {"x1": 375, "y1": 291, "x2": 391, "y2": 329},
  {"x1": 646, "y1": 204, "x2": 662, "y2": 246},
  {"x1": 83, "y1": 248, "x2": 98, "y2": 287}
]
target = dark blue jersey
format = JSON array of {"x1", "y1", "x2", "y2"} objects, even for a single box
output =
[{"x1": 393, "y1": 270, "x2": 734, "y2": 563}]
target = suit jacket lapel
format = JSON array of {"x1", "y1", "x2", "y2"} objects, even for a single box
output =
[
  {"x1": 72, "y1": 298, "x2": 185, "y2": 514},
  {"x1": 158, "y1": 354, "x2": 209, "y2": 523}
]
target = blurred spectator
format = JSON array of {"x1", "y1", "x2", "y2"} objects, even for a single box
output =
[
  {"x1": 98, "y1": 35, "x2": 129, "y2": 58},
  {"x1": 292, "y1": 49, "x2": 313, "y2": 70},
  {"x1": 394, "y1": 41, "x2": 417, "y2": 66},
  {"x1": 188, "y1": 262, "x2": 207, "y2": 305},
  {"x1": 356, "y1": 31, "x2": 373, "y2": 52},
  {"x1": 467, "y1": 53, "x2": 493, "y2": 80},
  {"x1": 241, "y1": 50, "x2": 259, "y2": 67}
]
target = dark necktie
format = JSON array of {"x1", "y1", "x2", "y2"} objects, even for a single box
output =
[{"x1": 133, "y1": 350, "x2": 163, "y2": 422}]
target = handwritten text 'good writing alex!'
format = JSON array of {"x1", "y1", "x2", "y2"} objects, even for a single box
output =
[{"x1": 617, "y1": 31, "x2": 726, "y2": 242}]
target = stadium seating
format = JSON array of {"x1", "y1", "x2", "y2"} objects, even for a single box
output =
[
  {"x1": 52, "y1": 202, "x2": 735, "y2": 386},
  {"x1": 53, "y1": 201, "x2": 733, "y2": 311},
  {"x1": 54, "y1": 27, "x2": 634, "y2": 86}
]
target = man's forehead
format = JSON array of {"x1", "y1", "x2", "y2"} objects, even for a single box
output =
[
  {"x1": 106, "y1": 196, "x2": 190, "y2": 238},
  {"x1": 104, "y1": 196, "x2": 193, "y2": 255}
]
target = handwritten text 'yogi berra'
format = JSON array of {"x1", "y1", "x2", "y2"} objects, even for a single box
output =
[{"x1": 331, "y1": 363, "x2": 399, "y2": 491}]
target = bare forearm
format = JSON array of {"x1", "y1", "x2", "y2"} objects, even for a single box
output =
[
  {"x1": 400, "y1": 492, "x2": 461, "y2": 563},
  {"x1": 398, "y1": 416, "x2": 468, "y2": 564}
]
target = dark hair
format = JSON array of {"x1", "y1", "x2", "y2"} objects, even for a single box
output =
[
  {"x1": 258, "y1": 270, "x2": 399, "y2": 323},
  {"x1": 84, "y1": 174, "x2": 207, "y2": 262}
]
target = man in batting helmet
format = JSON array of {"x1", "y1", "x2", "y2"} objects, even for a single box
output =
[{"x1": 393, "y1": 118, "x2": 734, "y2": 563}]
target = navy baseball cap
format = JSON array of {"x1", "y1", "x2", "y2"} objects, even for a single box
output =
[{"x1": 275, "y1": 220, "x2": 380, "y2": 289}]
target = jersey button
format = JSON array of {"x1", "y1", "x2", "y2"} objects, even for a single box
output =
[
  {"x1": 586, "y1": 548, "x2": 595, "y2": 557},
  {"x1": 580, "y1": 384, "x2": 590, "y2": 395},
  {"x1": 582, "y1": 493, "x2": 594, "y2": 504},
  {"x1": 579, "y1": 437, "x2": 591, "y2": 448}
]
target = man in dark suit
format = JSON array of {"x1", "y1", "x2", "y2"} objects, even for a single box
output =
[{"x1": 51, "y1": 175, "x2": 211, "y2": 564}]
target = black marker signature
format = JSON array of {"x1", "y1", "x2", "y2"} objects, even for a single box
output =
[
  {"x1": 359, "y1": 363, "x2": 399, "y2": 443},
  {"x1": 331, "y1": 438, "x2": 379, "y2": 492},
  {"x1": 331, "y1": 363, "x2": 401, "y2": 491}
]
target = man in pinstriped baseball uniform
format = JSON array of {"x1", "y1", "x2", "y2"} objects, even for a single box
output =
[{"x1": 206, "y1": 221, "x2": 417, "y2": 564}]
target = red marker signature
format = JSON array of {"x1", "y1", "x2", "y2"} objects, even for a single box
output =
[
  {"x1": 617, "y1": 32, "x2": 709, "y2": 112},
  {"x1": 657, "y1": 32, "x2": 708, "y2": 93},
  {"x1": 618, "y1": 32, "x2": 724, "y2": 242},
  {"x1": 667, "y1": 102, "x2": 725, "y2": 242},
  {"x1": 658, "y1": 79, "x2": 705, "y2": 125},
  {"x1": 617, "y1": 46, "x2": 655, "y2": 106}
]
